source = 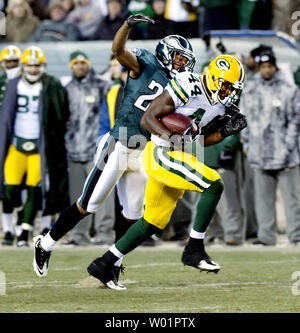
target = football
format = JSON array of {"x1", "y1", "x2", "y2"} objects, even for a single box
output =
[{"x1": 160, "y1": 113, "x2": 192, "y2": 134}]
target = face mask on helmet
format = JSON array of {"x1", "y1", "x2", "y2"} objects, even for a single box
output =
[
  {"x1": 205, "y1": 55, "x2": 245, "y2": 107},
  {"x1": 6, "y1": 66, "x2": 21, "y2": 80},
  {"x1": 21, "y1": 46, "x2": 46, "y2": 83},
  {"x1": 0, "y1": 45, "x2": 22, "y2": 79},
  {"x1": 155, "y1": 35, "x2": 195, "y2": 77},
  {"x1": 23, "y1": 64, "x2": 45, "y2": 82}
]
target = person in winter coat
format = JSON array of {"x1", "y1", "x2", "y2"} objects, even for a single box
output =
[
  {"x1": 4, "y1": 0, "x2": 40, "y2": 42},
  {"x1": 30, "y1": 0, "x2": 81, "y2": 41},
  {"x1": 62, "y1": 50, "x2": 115, "y2": 246},
  {"x1": 240, "y1": 51, "x2": 300, "y2": 246}
]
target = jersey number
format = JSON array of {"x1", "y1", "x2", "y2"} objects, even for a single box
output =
[
  {"x1": 134, "y1": 80, "x2": 164, "y2": 112},
  {"x1": 17, "y1": 94, "x2": 39, "y2": 113}
]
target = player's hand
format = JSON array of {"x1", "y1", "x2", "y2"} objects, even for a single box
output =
[
  {"x1": 127, "y1": 14, "x2": 155, "y2": 27},
  {"x1": 182, "y1": 123, "x2": 200, "y2": 143},
  {"x1": 220, "y1": 113, "x2": 247, "y2": 138},
  {"x1": 169, "y1": 123, "x2": 200, "y2": 148}
]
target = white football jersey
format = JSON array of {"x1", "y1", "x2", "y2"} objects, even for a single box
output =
[
  {"x1": 14, "y1": 78, "x2": 42, "y2": 139},
  {"x1": 151, "y1": 71, "x2": 226, "y2": 147}
]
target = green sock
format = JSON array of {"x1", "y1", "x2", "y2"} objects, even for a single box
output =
[
  {"x1": 23, "y1": 186, "x2": 41, "y2": 227},
  {"x1": 115, "y1": 218, "x2": 160, "y2": 255},
  {"x1": 193, "y1": 179, "x2": 223, "y2": 233}
]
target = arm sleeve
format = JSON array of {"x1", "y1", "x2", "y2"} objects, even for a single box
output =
[{"x1": 285, "y1": 87, "x2": 300, "y2": 153}]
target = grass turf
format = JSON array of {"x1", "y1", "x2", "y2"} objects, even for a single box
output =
[{"x1": 1, "y1": 245, "x2": 300, "y2": 313}]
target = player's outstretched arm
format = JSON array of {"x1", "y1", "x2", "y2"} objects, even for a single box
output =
[
  {"x1": 112, "y1": 15, "x2": 155, "y2": 78},
  {"x1": 141, "y1": 90, "x2": 175, "y2": 138}
]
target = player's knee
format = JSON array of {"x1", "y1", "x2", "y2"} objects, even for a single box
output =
[{"x1": 206, "y1": 179, "x2": 224, "y2": 196}]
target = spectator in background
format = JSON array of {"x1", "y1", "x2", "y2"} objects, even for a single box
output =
[
  {"x1": 200, "y1": 0, "x2": 239, "y2": 35},
  {"x1": 26, "y1": 0, "x2": 49, "y2": 20},
  {"x1": 30, "y1": 0, "x2": 81, "y2": 41},
  {"x1": 127, "y1": 0, "x2": 154, "y2": 38},
  {"x1": 241, "y1": 44, "x2": 273, "y2": 239},
  {"x1": 0, "y1": 45, "x2": 22, "y2": 246},
  {"x1": 206, "y1": 135, "x2": 245, "y2": 245},
  {"x1": 63, "y1": 50, "x2": 115, "y2": 246},
  {"x1": 4, "y1": 0, "x2": 40, "y2": 42},
  {"x1": 240, "y1": 51, "x2": 300, "y2": 246},
  {"x1": 92, "y1": 0, "x2": 137, "y2": 40},
  {"x1": 237, "y1": 0, "x2": 257, "y2": 30},
  {"x1": 164, "y1": 0, "x2": 199, "y2": 38},
  {"x1": 0, "y1": 46, "x2": 70, "y2": 247},
  {"x1": 67, "y1": 0, "x2": 103, "y2": 40},
  {"x1": 147, "y1": 0, "x2": 168, "y2": 39},
  {"x1": 62, "y1": 0, "x2": 75, "y2": 15},
  {"x1": 249, "y1": 0, "x2": 273, "y2": 30}
]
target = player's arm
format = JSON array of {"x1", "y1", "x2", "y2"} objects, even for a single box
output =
[
  {"x1": 112, "y1": 15, "x2": 154, "y2": 78},
  {"x1": 111, "y1": 21, "x2": 140, "y2": 78},
  {"x1": 204, "y1": 111, "x2": 247, "y2": 147},
  {"x1": 203, "y1": 131, "x2": 224, "y2": 147},
  {"x1": 141, "y1": 90, "x2": 175, "y2": 138}
]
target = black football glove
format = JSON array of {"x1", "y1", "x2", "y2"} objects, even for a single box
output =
[
  {"x1": 220, "y1": 112, "x2": 247, "y2": 138},
  {"x1": 127, "y1": 14, "x2": 155, "y2": 27}
]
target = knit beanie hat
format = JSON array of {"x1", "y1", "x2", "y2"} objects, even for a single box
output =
[
  {"x1": 258, "y1": 51, "x2": 277, "y2": 68},
  {"x1": 69, "y1": 50, "x2": 90, "y2": 68}
]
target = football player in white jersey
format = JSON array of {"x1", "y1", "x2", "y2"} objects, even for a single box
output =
[
  {"x1": 86, "y1": 54, "x2": 247, "y2": 288},
  {"x1": 0, "y1": 46, "x2": 69, "y2": 247}
]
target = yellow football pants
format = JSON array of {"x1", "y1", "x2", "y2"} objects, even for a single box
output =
[
  {"x1": 4, "y1": 144, "x2": 41, "y2": 186},
  {"x1": 142, "y1": 141, "x2": 221, "y2": 229}
]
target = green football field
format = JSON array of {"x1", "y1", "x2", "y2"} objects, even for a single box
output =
[{"x1": 1, "y1": 244, "x2": 300, "y2": 313}]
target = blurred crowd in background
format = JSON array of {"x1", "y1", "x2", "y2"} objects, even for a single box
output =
[{"x1": 0, "y1": 0, "x2": 299, "y2": 42}]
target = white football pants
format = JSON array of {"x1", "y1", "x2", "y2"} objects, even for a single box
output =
[{"x1": 78, "y1": 133, "x2": 148, "y2": 220}]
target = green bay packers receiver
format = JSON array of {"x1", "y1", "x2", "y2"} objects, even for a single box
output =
[{"x1": 86, "y1": 54, "x2": 247, "y2": 287}]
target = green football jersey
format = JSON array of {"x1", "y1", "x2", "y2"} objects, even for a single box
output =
[{"x1": 110, "y1": 48, "x2": 170, "y2": 148}]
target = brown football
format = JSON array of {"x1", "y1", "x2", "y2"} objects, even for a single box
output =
[{"x1": 160, "y1": 113, "x2": 192, "y2": 134}]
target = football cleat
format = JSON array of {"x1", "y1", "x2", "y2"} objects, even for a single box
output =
[
  {"x1": 1, "y1": 231, "x2": 14, "y2": 246},
  {"x1": 112, "y1": 265, "x2": 126, "y2": 289},
  {"x1": 33, "y1": 235, "x2": 51, "y2": 277},
  {"x1": 181, "y1": 243, "x2": 220, "y2": 274},
  {"x1": 87, "y1": 257, "x2": 126, "y2": 290}
]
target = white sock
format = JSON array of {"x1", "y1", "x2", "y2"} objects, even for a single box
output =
[
  {"x1": 40, "y1": 233, "x2": 56, "y2": 252},
  {"x1": 190, "y1": 229, "x2": 205, "y2": 239},
  {"x1": 109, "y1": 244, "x2": 124, "y2": 260},
  {"x1": 2, "y1": 213, "x2": 14, "y2": 234}
]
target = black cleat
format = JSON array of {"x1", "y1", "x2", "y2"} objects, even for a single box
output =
[
  {"x1": 2, "y1": 231, "x2": 14, "y2": 246},
  {"x1": 182, "y1": 241, "x2": 220, "y2": 273},
  {"x1": 87, "y1": 257, "x2": 126, "y2": 290},
  {"x1": 112, "y1": 264, "x2": 126, "y2": 289},
  {"x1": 33, "y1": 235, "x2": 51, "y2": 277}
]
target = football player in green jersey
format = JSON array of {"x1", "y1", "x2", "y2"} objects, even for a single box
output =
[{"x1": 33, "y1": 14, "x2": 196, "y2": 290}]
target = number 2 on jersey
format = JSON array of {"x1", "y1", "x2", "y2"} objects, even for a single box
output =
[{"x1": 134, "y1": 80, "x2": 164, "y2": 112}]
